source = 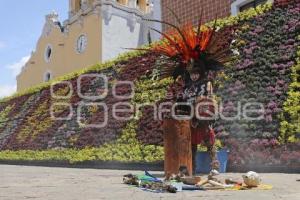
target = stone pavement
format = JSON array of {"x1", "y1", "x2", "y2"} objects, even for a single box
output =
[{"x1": 0, "y1": 165, "x2": 299, "y2": 200}]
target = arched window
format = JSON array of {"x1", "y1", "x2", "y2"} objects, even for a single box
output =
[
  {"x1": 44, "y1": 44, "x2": 53, "y2": 63},
  {"x1": 44, "y1": 71, "x2": 52, "y2": 82},
  {"x1": 47, "y1": 48, "x2": 52, "y2": 59}
]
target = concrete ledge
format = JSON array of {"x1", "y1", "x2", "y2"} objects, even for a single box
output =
[
  {"x1": 0, "y1": 160, "x2": 164, "y2": 171},
  {"x1": 1, "y1": 160, "x2": 299, "y2": 173},
  {"x1": 228, "y1": 165, "x2": 300, "y2": 174}
]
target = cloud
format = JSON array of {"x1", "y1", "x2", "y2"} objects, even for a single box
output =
[
  {"x1": 6, "y1": 55, "x2": 30, "y2": 76},
  {"x1": 0, "y1": 41, "x2": 6, "y2": 49},
  {"x1": 0, "y1": 85, "x2": 16, "y2": 98}
]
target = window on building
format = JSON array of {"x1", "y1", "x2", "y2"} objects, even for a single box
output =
[
  {"x1": 44, "y1": 45, "x2": 52, "y2": 63},
  {"x1": 239, "y1": 0, "x2": 268, "y2": 12},
  {"x1": 44, "y1": 72, "x2": 52, "y2": 82}
]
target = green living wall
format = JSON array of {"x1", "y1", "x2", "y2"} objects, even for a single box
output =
[{"x1": 0, "y1": 1, "x2": 299, "y2": 168}]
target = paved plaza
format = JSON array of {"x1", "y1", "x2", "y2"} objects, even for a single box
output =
[{"x1": 0, "y1": 165, "x2": 299, "y2": 200}]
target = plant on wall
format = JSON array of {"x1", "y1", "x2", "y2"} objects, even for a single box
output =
[
  {"x1": 279, "y1": 36, "x2": 300, "y2": 143},
  {"x1": 0, "y1": 2, "x2": 299, "y2": 168},
  {"x1": 215, "y1": 2, "x2": 300, "y2": 141},
  {"x1": 214, "y1": 2, "x2": 300, "y2": 168},
  {"x1": 0, "y1": 105, "x2": 14, "y2": 129}
]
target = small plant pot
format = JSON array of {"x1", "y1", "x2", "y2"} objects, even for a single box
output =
[{"x1": 195, "y1": 149, "x2": 229, "y2": 174}]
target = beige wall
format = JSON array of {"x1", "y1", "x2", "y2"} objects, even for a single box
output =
[
  {"x1": 17, "y1": 0, "x2": 151, "y2": 92},
  {"x1": 117, "y1": 0, "x2": 129, "y2": 5},
  {"x1": 64, "y1": 13, "x2": 102, "y2": 73},
  {"x1": 70, "y1": 0, "x2": 97, "y2": 13},
  {"x1": 138, "y1": 0, "x2": 149, "y2": 13},
  {"x1": 17, "y1": 13, "x2": 102, "y2": 92}
]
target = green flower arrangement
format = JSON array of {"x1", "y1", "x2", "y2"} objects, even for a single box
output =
[
  {"x1": 0, "y1": 120, "x2": 164, "y2": 164},
  {"x1": 133, "y1": 77, "x2": 172, "y2": 105},
  {"x1": 0, "y1": 105, "x2": 14, "y2": 129},
  {"x1": 279, "y1": 43, "x2": 300, "y2": 143},
  {"x1": 16, "y1": 101, "x2": 53, "y2": 142}
]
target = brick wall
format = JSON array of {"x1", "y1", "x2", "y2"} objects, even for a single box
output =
[{"x1": 161, "y1": 0, "x2": 232, "y2": 31}]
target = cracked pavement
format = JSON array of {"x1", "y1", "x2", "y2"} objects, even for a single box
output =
[{"x1": 0, "y1": 165, "x2": 299, "y2": 200}]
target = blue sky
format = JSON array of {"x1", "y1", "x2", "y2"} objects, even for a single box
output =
[{"x1": 0, "y1": 0, "x2": 68, "y2": 97}]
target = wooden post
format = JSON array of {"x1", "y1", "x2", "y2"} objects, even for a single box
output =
[{"x1": 163, "y1": 119, "x2": 192, "y2": 175}]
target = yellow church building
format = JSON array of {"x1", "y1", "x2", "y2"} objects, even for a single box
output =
[{"x1": 17, "y1": 0, "x2": 162, "y2": 91}]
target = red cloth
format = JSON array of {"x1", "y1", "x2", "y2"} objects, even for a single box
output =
[
  {"x1": 197, "y1": 97, "x2": 216, "y2": 119},
  {"x1": 191, "y1": 126, "x2": 215, "y2": 145}
]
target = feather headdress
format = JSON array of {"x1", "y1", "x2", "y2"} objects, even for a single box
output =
[{"x1": 131, "y1": 9, "x2": 234, "y2": 80}]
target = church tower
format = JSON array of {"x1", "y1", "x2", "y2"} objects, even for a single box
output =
[{"x1": 17, "y1": 0, "x2": 158, "y2": 92}]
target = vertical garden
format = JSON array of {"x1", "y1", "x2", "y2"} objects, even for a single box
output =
[{"x1": 0, "y1": 1, "x2": 299, "y2": 170}]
